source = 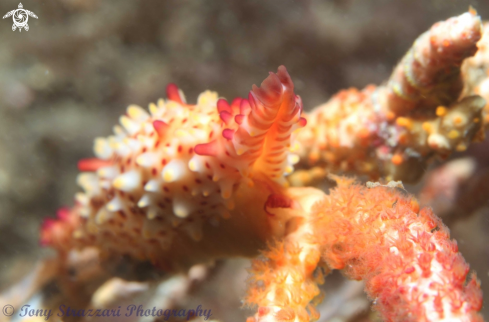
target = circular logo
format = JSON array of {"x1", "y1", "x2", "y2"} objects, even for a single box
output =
[
  {"x1": 3, "y1": 304, "x2": 14, "y2": 316},
  {"x1": 13, "y1": 10, "x2": 28, "y2": 27},
  {"x1": 13, "y1": 9, "x2": 29, "y2": 27}
]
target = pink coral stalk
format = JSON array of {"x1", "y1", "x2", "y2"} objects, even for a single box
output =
[{"x1": 312, "y1": 182, "x2": 483, "y2": 322}]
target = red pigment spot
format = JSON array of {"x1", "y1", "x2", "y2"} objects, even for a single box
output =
[
  {"x1": 208, "y1": 130, "x2": 214, "y2": 139},
  {"x1": 77, "y1": 158, "x2": 112, "y2": 172},
  {"x1": 205, "y1": 162, "x2": 210, "y2": 169},
  {"x1": 151, "y1": 168, "x2": 157, "y2": 176},
  {"x1": 182, "y1": 118, "x2": 187, "y2": 124},
  {"x1": 126, "y1": 158, "x2": 132, "y2": 165},
  {"x1": 225, "y1": 151, "x2": 230, "y2": 156},
  {"x1": 220, "y1": 163, "x2": 225, "y2": 169},
  {"x1": 183, "y1": 185, "x2": 189, "y2": 192},
  {"x1": 120, "y1": 165, "x2": 125, "y2": 173},
  {"x1": 178, "y1": 145, "x2": 182, "y2": 153},
  {"x1": 195, "y1": 179, "x2": 202, "y2": 184},
  {"x1": 188, "y1": 147, "x2": 193, "y2": 154},
  {"x1": 128, "y1": 196, "x2": 135, "y2": 203},
  {"x1": 207, "y1": 175, "x2": 212, "y2": 180},
  {"x1": 154, "y1": 140, "x2": 160, "y2": 148},
  {"x1": 162, "y1": 159, "x2": 167, "y2": 166},
  {"x1": 163, "y1": 186, "x2": 169, "y2": 192},
  {"x1": 118, "y1": 211, "x2": 127, "y2": 218}
]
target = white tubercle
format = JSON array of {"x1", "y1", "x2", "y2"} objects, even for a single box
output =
[
  {"x1": 113, "y1": 125, "x2": 126, "y2": 137},
  {"x1": 111, "y1": 140, "x2": 132, "y2": 157},
  {"x1": 113, "y1": 170, "x2": 142, "y2": 192},
  {"x1": 188, "y1": 155, "x2": 206, "y2": 172},
  {"x1": 124, "y1": 138, "x2": 142, "y2": 151},
  {"x1": 97, "y1": 166, "x2": 119, "y2": 179},
  {"x1": 95, "y1": 207, "x2": 114, "y2": 224},
  {"x1": 127, "y1": 105, "x2": 150, "y2": 122},
  {"x1": 120, "y1": 115, "x2": 140, "y2": 135},
  {"x1": 172, "y1": 197, "x2": 194, "y2": 218},
  {"x1": 77, "y1": 173, "x2": 101, "y2": 195},
  {"x1": 144, "y1": 179, "x2": 161, "y2": 192},
  {"x1": 75, "y1": 192, "x2": 89, "y2": 206},
  {"x1": 148, "y1": 102, "x2": 159, "y2": 117},
  {"x1": 93, "y1": 138, "x2": 113, "y2": 160},
  {"x1": 146, "y1": 207, "x2": 159, "y2": 220},
  {"x1": 137, "y1": 194, "x2": 152, "y2": 208},
  {"x1": 106, "y1": 197, "x2": 124, "y2": 212},
  {"x1": 162, "y1": 160, "x2": 187, "y2": 183},
  {"x1": 136, "y1": 152, "x2": 158, "y2": 168},
  {"x1": 219, "y1": 180, "x2": 233, "y2": 199}
]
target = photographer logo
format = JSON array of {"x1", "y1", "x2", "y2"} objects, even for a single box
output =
[{"x1": 3, "y1": 3, "x2": 38, "y2": 32}]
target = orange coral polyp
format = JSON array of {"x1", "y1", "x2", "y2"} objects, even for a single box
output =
[{"x1": 311, "y1": 183, "x2": 483, "y2": 322}]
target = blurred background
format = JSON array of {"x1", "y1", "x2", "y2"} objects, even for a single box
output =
[{"x1": 0, "y1": 0, "x2": 488, "y2": 321}]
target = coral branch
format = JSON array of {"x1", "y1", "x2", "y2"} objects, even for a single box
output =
[
  {"x1": 312, "y1": 182, "x2": 483, "y2": 322},
  {"x1": 245, "y1": 188, "x2": 326, "y2": 322},
  {"x1": 463, "y1": 21, "x2": 489, "y2": 127},
  {"x1": 246, "y1": 180, "x2": 483, "y2": 322},
  {"x1": 294, "y1": 11, "x2": 485, "y2": 183},
  {"x1": 383, "y1": 11, "x2": 482, "y2": 116}
]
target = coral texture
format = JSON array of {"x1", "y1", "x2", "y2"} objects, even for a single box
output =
[
  {"x1": 313, "y1": 182, "x2": 483, "y2": 322},
  {"x1": 463, "y1": 21, "x2": 489, "y2": 127},
  {"x1": 245, "y1": 180, "x2": 484, "y2": 322},
  {"x1": 295, "y1": 12, "x2": 486, "y2": 183}
]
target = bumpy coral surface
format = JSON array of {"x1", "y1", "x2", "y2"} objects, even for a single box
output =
[
  {"x1": 312, "y1": 182, "x2": 483, "y2": 322},
  {"x1": 295, "y1": 12, "x2": 486, "y2": 183},
  {"x1": 245, "y1": 180, "x2": 485, "y2": 322},
  {"x1": 463, "y1": 21, "x2": 489, "y2": 127}
]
